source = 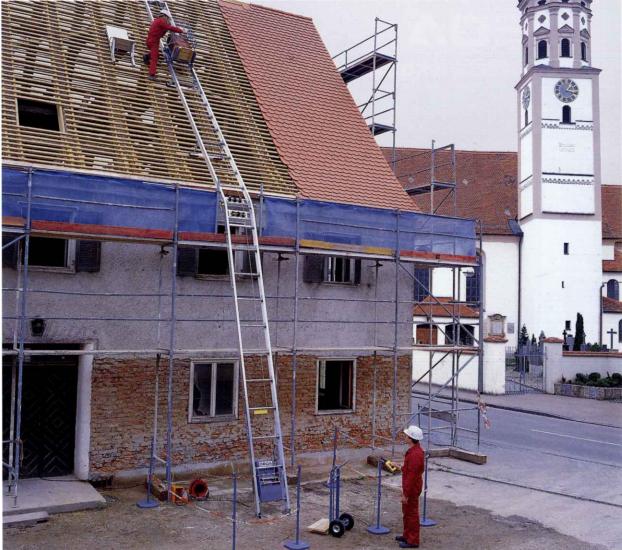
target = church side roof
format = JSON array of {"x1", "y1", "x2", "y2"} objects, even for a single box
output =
[
  {"x1": 388, "y1": 148, "x2": 518, "y2": 235},
  {"x1": 602, "y1": 186, "x2": 622, "y2": 240},
  {"x1": 604, "y1": 243, "x2": 622, "y2": 273},
  {"x1": 219, "y1": 0, "x2": 418, "y2": 211},
  {"x1": 603, "y1": 296, "x2": 622, "y2": 314}
]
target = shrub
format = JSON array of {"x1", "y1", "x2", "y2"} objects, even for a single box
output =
[
  {"x1": 575, "y1": 373, "x2": 588, "y2": 384},
  {"x1": 611, "y1": 373, "x2": 622, "y2": 386},
  {"x1": 588, "y1": 372, "x2": 601, "y2": 382}
]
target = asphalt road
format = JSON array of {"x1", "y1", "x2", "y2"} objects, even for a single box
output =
[{"x1": 407, "y1": 395, "x2": 622, "y2": 548}]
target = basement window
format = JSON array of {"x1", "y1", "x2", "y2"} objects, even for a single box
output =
[
  {"x1": 17, "y1": 98, "x2": 62, "y2": 132},
  {"x1": 317, "y1": 360, "x2": 355, "y2": 413},
  {"x1": 189, "y1": 361, "x2": 238, "y2": 421}
]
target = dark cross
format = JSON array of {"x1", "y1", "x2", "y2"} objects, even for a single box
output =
[{"x1": 607, "y1": 328, "x2": 618, "y2": 351}]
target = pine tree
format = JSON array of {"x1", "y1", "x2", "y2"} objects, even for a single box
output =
[
  {"x1": 573, "y1": 313, "x2": 585, "y2": 351},
  {"x1": 519, "y1": 324, "x2": 529, "y2": 346}
]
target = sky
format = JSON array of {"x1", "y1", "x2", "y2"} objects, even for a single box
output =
[{"x1": 254, "y1": 0, "x2": 621, "y2": 184}]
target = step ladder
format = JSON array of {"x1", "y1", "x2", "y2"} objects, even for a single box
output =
[{"x1": 144, "y1": 0, "x2": 290, "y2": 517}]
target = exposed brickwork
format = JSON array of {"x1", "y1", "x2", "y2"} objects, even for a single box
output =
[{"x1": 89, "y1": 354, "x2": 411, "y2": 476}]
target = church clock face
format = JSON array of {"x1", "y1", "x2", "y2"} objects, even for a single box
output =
[
  {"x1": 554, "y1": 79, "x2": 579, "y2": 103},
  {"x1": 521, "y1": 87, "x2": 531, "y2": 109}
]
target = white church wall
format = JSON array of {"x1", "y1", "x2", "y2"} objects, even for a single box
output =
[
  {"x1": 481, "y1": 236, "x2": 519, "y2": 346},
  {"x1": 520, "y1": 129, "x2": 533, "y2": 181},
  {"x1": 541, "y1": 77, "x2": 593, "y2": 121},
  {"x1": 431, "y1": 266, "x2": 476, "y2": 302},
  {"x1": 602, "y1": 242, "x2": 615, "y2": 261},
  {"x1": 541, "y1": 128, "x2": 594, "y2": 180},
  {"x1": 521, "y1": 217, "x2": 602, "y2": 342},
  {"x1": 520, "y1": 181, "x2": 534, "y2": 218},
  {"x1": 541, "y1": 179, "x2": 595, "y2": 214}
]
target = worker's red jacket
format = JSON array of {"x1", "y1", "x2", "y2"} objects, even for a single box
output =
[
  {"x1": 402, "y1": 444, "x2": 425, "y2": 499},
  {"x1": 146, "y1": 17, "x2": 183, "y2": 48}
]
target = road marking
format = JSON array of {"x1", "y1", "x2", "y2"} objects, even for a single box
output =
[{"x1": 531, "y1": 429, "x2": 622, "y2": 447}]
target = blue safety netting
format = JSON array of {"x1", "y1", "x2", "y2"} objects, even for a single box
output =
[{"x1": 2, "y1": 167, "x2": 476, "y2": 257}]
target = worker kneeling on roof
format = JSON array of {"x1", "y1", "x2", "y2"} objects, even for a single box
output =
[
  {"x1": 143, "y1": 9, "x2": 184, "y2": 80},
  {"x1": 397, "y1": 425, "x2": 425, "y2": 548}
]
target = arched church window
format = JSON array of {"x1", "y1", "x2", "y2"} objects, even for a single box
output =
[
  {"x1": 607, "y1": 279, "x2": 620, "y2": 301},
  {"x1": 537, "y1": 40, "x2": 548, "y2": 59},
  {"x1": 581, "y1": 42, "x2": 587, "y2": 61},
  {"x1": 524, "y1": 46, "x2": 529, "y2": 66},
  {"x1": 561, "y1": 38, "x2": 571, "y2": 58},
  {"x1": 562, "y1": 105, "x2": 572, "y2": 124}
]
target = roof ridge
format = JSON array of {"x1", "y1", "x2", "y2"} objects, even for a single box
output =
[
  {"x1": 391, "y1": 147, "x2": 518, "y2": 156},
  {"x1": 218, "y1": 0, "x2": 312, "y2": 21}
]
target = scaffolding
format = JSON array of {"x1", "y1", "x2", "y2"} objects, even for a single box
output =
[
  {"x1": 2, "y1": 162, "x2": 479, "y2": 509},
  {"x1": 333, "y1": 17, "x2": 398, "y2": 169}
]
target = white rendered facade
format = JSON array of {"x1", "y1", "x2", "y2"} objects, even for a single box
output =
[{"x1": 517, "y1": 0, "x2": 602, "y2": 342}]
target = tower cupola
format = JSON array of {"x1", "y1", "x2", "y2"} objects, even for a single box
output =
[{"x1": 518, "y1": 0, "x2": 593, "y2": 75}]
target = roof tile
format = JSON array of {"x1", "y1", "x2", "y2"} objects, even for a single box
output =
[{"x1": 219, "y1": 0, "x2": 417, "y2": 211}]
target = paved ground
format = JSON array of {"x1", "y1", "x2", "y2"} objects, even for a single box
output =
[
  {"x1": 408, "y1": 393, "x2": 622, "y2": 549},
  {"x1": 3, "y1": 472, "x2": 602, "y2": 550}
]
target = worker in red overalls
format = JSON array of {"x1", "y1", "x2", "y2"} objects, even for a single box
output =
[
  {"x1": 396, "y1": 425, "x2": 425, "y2": 548},
  {"x1": 143, "y1": 9, "x2": 184, "y2": 80}
]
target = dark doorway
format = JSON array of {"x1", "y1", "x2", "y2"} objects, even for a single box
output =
[{"x1": 3, "y1": 353, "x2": 79, "y2": 478}]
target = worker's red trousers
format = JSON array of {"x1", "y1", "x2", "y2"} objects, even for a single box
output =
[
  {"x1": 147, "y1": 43, "x2": 160, "y2": 76},
  {"x1": 402, "y1": 497, "x2": 420, "y2": 546}
]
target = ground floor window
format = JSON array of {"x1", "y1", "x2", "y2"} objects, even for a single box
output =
[
  {"x1": 317, "y1": 359, "x2": 355, "y2": 412},
  {"x1": 190, "y1": 361, "x2": 238, "y2": 421},
  {"x1": 415, "y1": 323, "x2": 438, "y2": 345},
  {"x1": 445, "y1": 324, "x2": 475, "y2": 346}
]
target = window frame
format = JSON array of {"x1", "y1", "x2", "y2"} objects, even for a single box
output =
[
  {"x1": 26, "y1": 237, "x2": 77, "y2": 273},
  {"x1": 560, "y1": 38, "x2": 572, "y2": 58},
  {"x1": 537, "y1": 39, "x2": 548, "y2": 60},
  {"x1": 323, "y1": 256, "x2": 359, "y2": 285},
  {"x1": 445, "y1": 323, "x2": 475, "y2": 347},
  {"x1": 607, "y1": 279, "x2": 620, "y2": 301},
  {"x1": 315, "y1": 358, "x2": 356, "y2": 415},
  {"x1": 188, "y1": 359, "x2": 239, "y2": 423},
  {"x1": 16, "y1": 97, "x2": 64, "y2": 133},
  {"x1": 581, "y1": 42, "x2": 588, "y2": 62},
  {"x1": 562, "y1": 105, "x2": 572, "y2": 124}
]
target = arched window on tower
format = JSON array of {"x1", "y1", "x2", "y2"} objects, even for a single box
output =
[
  {"x1": 537, "y1": 40, "x2": 548, "y2": 59},
  {"x1": 562, "y1": 105, "x2": 572, "y2": 124},
  {"x1": 561, "y1": 38, "x2": 571, "y2": 58},
  {"x1": 581, "y1": 42, "x2": 588, "y2": 61},
  {"x1": 524, "y1": 46, "x2": 529, "y2": 66},
  {"x1": 607, "y1": 279, "x2": 620, "y2": 301},
  {"x1": 524, "y1": 109, "x2": 529, "y2": 127}
]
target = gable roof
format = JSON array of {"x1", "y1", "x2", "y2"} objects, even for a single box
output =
[
  {"x1": 387, "y1": 148, "x2": 518, "y2": 235},
  {"x1": 219, "y1": 0, "x2": 417, "y2": 211},
  {"x1": 602, "y1": 186, "x2": 622, "y2": 239},
  {"x1": 413, "y1": 296, "x2": 479, "y2": 319}
]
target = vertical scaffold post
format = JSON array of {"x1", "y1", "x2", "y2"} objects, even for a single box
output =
[
  {"x1": 284, "y1": 464, "x2": 310, "y2": 550},
  {"x1": 290, "y1": 198, "x2": 301, "y2": 467},
  {"x1": 391, "y1": 209, "x2": 401, "y2": 456},
  {"x1": 367, "y1": 459, "x2": 390, "y2": 535},
  {"x1": 165, "y1": 184, "x2": 180, "y2": 500},
  {"x1": 10, "y1": 168, "x2": 33, "y2": 508},
  {"x1": 232, "y1": 472, "x2": 238, "y2": 550},
  {"x1": 390, "y1": 22, "x2": 399, "y2": 174}
]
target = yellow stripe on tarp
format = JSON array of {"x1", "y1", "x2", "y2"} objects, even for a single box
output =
[{"x1": 299, "y1": 239, "x2": 392, "y2": 256}]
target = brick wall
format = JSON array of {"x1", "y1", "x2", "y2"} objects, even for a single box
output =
[{"x1": 89, "y1": 354, "x2": 411, "y2": 476}]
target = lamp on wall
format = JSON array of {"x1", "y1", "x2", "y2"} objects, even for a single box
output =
[{"x1": 30, "y1": 317, "x2": 46, "y2": 337}]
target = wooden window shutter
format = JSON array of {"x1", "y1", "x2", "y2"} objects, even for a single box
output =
[
  {"x1": 353, "y1": 259, "x2": 362, "y2": 285},
  {"x1": 303, "y1": 255, "x2": 325, "y2": 283},
  {"x1": 2, "y1": 235, "x2": 19, "y2": 269},
  {"x1": 177, "y1": 247, "x2": 198, "y2": 277},
  {"x1": 76, "y1": 240, "x2": 101, "y2": 272}
]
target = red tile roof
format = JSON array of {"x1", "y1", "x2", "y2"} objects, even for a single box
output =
[
  {"x1": 603, "y1": 296, "x2": 622, "y2": 314},
  {"x1": 413, "y1": 296, "x2": 479, "y2": 318},
  {"x1": 219, "y1": 1, "x2": 417, "y2": 211},
  {"x1": 602, "y1": 186, "x2": 622, "y2": 240},
  {"x1": 386, "y1": 148, "x2": 621, "y2": 240},
  {"x1": 604, "y1": 243, "x2": 622, "y2": 273}
]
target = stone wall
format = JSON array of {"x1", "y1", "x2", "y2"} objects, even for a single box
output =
[{"x1": 89, "y1": 353, "x2": 411, "y2": 477}]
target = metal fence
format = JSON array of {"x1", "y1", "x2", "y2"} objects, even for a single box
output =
[{"x1": 505, "y1": 343, "x2": 545, "y2": 394}]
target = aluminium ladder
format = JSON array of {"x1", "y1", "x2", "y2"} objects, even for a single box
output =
[{"x1": 144, "y1": 0, "x2": 290, "y2": 517}]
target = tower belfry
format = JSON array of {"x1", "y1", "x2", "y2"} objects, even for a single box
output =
[{"x1": 516, "y1": 0, "x2": 602, "y2": 340}]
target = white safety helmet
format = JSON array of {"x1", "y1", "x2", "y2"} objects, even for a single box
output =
[
  {"x1": 159, "y1": 9, "x2": 172, "y2": 18},
  {"x1": 403, "y1": 425, "x2": 424, "y2": 441}
]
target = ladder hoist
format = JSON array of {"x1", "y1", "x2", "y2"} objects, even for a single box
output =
[{"x1": 143, "y1": 0, "x2": 290, "y2": 517}]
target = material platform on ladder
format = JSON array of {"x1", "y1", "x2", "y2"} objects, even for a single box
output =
[{"x1": 339, "y1": 52, "x2": 395, "y2": 83}]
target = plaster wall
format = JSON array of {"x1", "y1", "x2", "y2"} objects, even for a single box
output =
[
  {"x1": 520, "y1": 128, "x2": 533, "y2": 181},
  {"x1": 602, "y1": 242, "x2": 615, "y2": 261},
  {"x1": 541, "y1": 128, "x2": 594, "y2": 178},
  {"x1": 520, "y1": 182, "x2": 534, "y2": 218},
  {"x1": 521, "y1": 217, "x2": 602, "y2": 342}
]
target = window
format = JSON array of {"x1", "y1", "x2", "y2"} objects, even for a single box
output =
[
  {"x1": 565, "y1": 320, "x2": 571, "y2": 331},
  {"x1": 2, "y1": 236, "x2": 100, "y2": 273},
  {"x1": 537, "y1": 40, "x2": 548, "y2": 59},
  {"x1": 415, "y1": 324, "x2": 438, "y2": 345},
  {"x1": 465, "y1": 266, "x2": 480, "y2": 303},
  {"x1": 562, "y1": 105, "x2": 572, "y2": 124},
  {"x1": 445, "y1": 324, "x2": 474, "y2": 346},
  {"x1": 524, "y1": 109, "x2": 529, "y2": 127},
  {"x1": 489, "y1": 314, "x2": 505, "y2": 336},
  {"x1": 562, "y1": 281, "x2": 565, "y2": 288},
  {"x1": 17, "y1": 98, "x2": 62, "y2": 131},
  {"x1": 524, "y1": 46, "x2": 529, "y2": 66},
  {"x1": 581, "y1": 42, "x2": 587, "y2": 61},
  {"x1": 560, "y1": 38, "x2": 571, "y2": 58},
  {"x1": 414, "y1": 268, "x2": 430, "y2": 301},
  {"x1": 190, "y1": 361, "x2": 237, "y2": 421},
  {"x1": 607, "y1": 279, "x2": 620, "y2": 301},
  {"x1": 563, "y1": 242, "x2": 569, "y2": 255},
  {"x1": 317, "y1": 360, "x2": 354, "y2": 412},
  {"x1": 303, "y1": 255, "x2": 361, "y2": 285},
  {"x1": 619, "y1": 320, "x2": 622, "y2": 343}
]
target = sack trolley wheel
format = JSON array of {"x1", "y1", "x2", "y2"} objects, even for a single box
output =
[
  {"x1": 329, "y1": 519, "x2": 345, "y2": 538},
  {"x1": 339, "y1": 512, "x2": 354, "y2": 531}
]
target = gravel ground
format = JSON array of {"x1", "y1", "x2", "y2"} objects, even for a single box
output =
[{"x1": 4, "y1": 474, "x2": 601, "y2": 550}]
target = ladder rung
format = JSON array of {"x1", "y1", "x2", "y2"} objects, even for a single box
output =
[
  {"x1": 238, "y1": 296, "x2": 263, "y2": 301},
  {"x1": 253, "y1": 435, "x2": 280, "y2": 440},
  {"x1": 255, "y1": 463, "x2": 283, "y2": 470},
  {"x1": 247, "y1": 378, "x2": 273, "y2": 383},
  {"x1": 241, "y1": 322, "x2": 265, "y2": 327}
]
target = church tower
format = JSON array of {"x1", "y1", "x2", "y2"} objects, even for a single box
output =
[{"x1": 516, "y1": 0, "x2": 602, "y2": 341}]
